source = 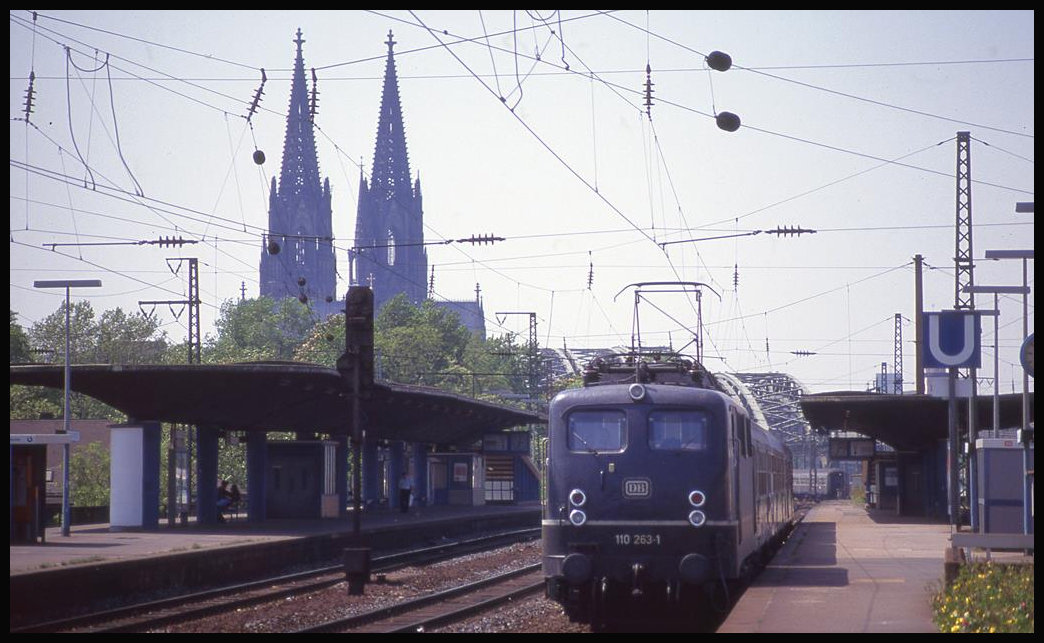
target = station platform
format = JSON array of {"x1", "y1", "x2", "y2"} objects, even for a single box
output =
[
  {"x1": 10, "y1": 502, "x2": 541, "y2": 629},
  {"x1": 11, "y1": 502, "x2": 533, "y2": 575},
  {"x1": 719, "y1": 500, "x2": 955, "y2": 633}
]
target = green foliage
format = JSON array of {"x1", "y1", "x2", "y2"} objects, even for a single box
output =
[
  {"x1": 217, "y1": 437, "x2": 247, "y2": 496},
  {"x1": 70, "y1": 441, "x2": 110, "y2": 507},
  {"x1": 12, "y1": 293, "x2": 552, "y2": 524},
  {"x1": 9, "y1": 384, "x2": 63, "y2": 421},
  {"x1": 12, "y1": 301, "x2": 168, "y2": 421},
  {"x1": 10, "y1": 310, "x2": 33, "y2": 363},
  {"x1": 12, "y1": 293, "x2": 540, "y2": 421},
  {"x1": 13, "y1": 293, "x2": 547, "y2": 514},
  {"x1": 206, "y1": 296, "x2": 318, "y2": 363},
  {"x1": 465, "y1": 334, "x2": 526, "y2": 399},
  {"x1": 93, "y1": 307, "x2": 169, "y2": 364},
  {"x1": 931, "y1": 562, "x2": 1034, "y2": 633},
  {"x1": 366, "y1": 295, "x2": 535, "y2": 406},
  {"x1": 27, "y1": 300, "x2": 97, "y2": 365},
  {"x1": 295, "y1": 295, "x2": 537, "y2": 409},
  {"x1": 547, "y1": 372, "x2": 584, "y2": 399},
  {"x1": 293, "y1": 314, "x2": 343, "y2": 366},
  {"x1": 850, "y1": 482, "x2": 866, "y2": 505},
  {"x1": 376, "y1": 294, "x2": 472, "y2": 386}
]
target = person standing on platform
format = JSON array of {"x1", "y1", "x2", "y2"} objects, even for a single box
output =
[
  {"x1": 398, "y1": 473, "x2": 412, "y2": 514},
  {"x1": 229, "y1": 483, "x2": 242, "y2": 517},
  {"x1": 216, "y1": 479, "x2": 232, "y2": 523}
]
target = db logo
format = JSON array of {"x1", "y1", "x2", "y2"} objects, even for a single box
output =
[{"x1": 623, "y1": 478, "x2": 651, "y2": 499}]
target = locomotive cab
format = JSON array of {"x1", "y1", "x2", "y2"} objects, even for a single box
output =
[{"x1": 542, "y1": 353, "x2": 793, "y2": 627}]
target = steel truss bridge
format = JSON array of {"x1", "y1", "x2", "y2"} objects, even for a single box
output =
[{"x1": 715, "y1": 372, "x2": 822, "y2": 469}]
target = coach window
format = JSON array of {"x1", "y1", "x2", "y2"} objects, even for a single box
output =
[
  {"x1": 648, "y1": 410, "x2": 708, "y2": 451},
  {"x1": 567, "y1": 410, "x2": 626, "y2": 452}
]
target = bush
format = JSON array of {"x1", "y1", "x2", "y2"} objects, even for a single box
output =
[{"x1": 931, "y1": 561, "x2": 1034, "y2": 633}]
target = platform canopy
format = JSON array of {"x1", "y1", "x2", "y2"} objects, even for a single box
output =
[
  {"x1": 10, "y1": 363, "x2": 545, "y2": 448},
  {"x1": 799, "y1": 391, "x2": 1032, "y2": 452}
]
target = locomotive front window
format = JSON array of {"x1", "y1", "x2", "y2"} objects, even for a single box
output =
[
  {"x1": 567, "y1": 410, "x2": 625, "y2": 452},
  {"x1": 648, "y1": 410, "x2": 709, "y2": 451}
]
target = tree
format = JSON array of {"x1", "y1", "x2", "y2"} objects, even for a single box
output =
[
  {"x1": 293, "y1": 314, "x2": 343, "y2": 366},
  {"x1": 70, "y1": 441, "x2": 110, "y2": 507},
  {"x1": 375, "y1": 294, "x2": 472, "y2": 387},
  {"x1": 27, "y1": 300, "x2": 96, "y2": 368},
  {"x1": 217, "y1": 434, "x2": 247, "y2": 500},
  {"x1": 9, "y1": 384, "x2": 62, "y2": 420},
  {"x1": 295, "y1": 294, "x2": 536, "y2": 405},
  {"x1": 13, "y1": 302, "x2": 169, "y2": 421},
  {"x1": 460, "y1": 333, "x2": 528, "y2": 402},
  {"x1": 206, "y1": 296, "x2": 318, "y2": 363},
  {"x1": 92, "y1": 308, "x2": 169, "y2": 364},
  {"x1": 10, "y1": 310, "x2": 32, "y2": 363}
]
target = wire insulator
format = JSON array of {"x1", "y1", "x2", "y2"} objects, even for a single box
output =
[
  {"x1": 23, "y1": 71, "x2": 36, "y2": 122},
  {"x1": 247, "y1": 68, "x2": 267, "y2": 122},
  {"x1": 643, "y1": 63, "x2": 654, "y2": 118}
]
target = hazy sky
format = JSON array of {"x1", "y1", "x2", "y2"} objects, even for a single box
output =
[{"x1": 9, "y1": 10, "x2": 1034, "y2": 395}]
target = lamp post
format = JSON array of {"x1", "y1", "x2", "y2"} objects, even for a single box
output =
[
  {"x1": 983, "y1": 249, "x2": 1033, "y2": 436},
  {"x1": 33, "y1": 279, "x2": 103, "y2": 537},
  {"x1": 962, "y1": 284, "x2": 1031, "y2": 436}
]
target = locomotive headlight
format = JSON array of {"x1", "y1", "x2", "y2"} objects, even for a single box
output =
[
  {"x1": 628, "y1": 383, "x2": 646, "y2": 401},
  {"x1": 688, "y1": 509, "x2": 706, "y2": 528},
  {"x1": 569, "y1": 509, "x2": 587, "y2": 526},
  {"x1": 688, "y1": 489, "x2": 707, "y2": 507},
  {"x1": 569, "y1": 488, "x2": 587, "y2": 507}
]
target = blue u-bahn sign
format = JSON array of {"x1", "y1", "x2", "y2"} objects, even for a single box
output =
[{"x1": 922, "y1": 311, "x2": 981, "y2": 368}]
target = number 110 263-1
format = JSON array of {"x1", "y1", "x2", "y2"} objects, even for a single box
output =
[{"x1": 614, "y1": 533, "x2": 662, "y2": 546}]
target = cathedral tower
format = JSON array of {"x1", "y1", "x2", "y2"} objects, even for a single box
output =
[
  {"x1": 353, "y1": 31, "x2": 427, "y2": 313},
  {"x1": 259, "y1": 29, "x2": 338, "y2": 319}
]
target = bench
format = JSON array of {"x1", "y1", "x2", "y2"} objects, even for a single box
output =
[
  {"x1": 950, "y1": 532, "x2": 1034, "y2": 560},
  {"x1": 227, "y1": 494, "x2": 246, "y2": 521}
]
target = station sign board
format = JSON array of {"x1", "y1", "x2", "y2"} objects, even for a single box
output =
[
  {"x1": 483, "y1": 431, "x2": 530, "y2": 453},
  {"x1": 922, "y1": 311, "x2": 981, "y2": 368},
  {"x1": 828, "y1": 437, "x2": 875, "y2": 460},
  {"x1": 10, "y1": 431, "x2": 80, "y2": 445}
]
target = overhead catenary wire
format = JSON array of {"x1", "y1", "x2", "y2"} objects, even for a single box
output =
[
  {"x1": 407, "y1": 10, "x2": 722, "y2": 343},
  {"x1": 16, "y1": 11, "x2": 1027, "y2": 242},
  {"x1": 603, "y1": 10, "x2": 1034, "y2": 140},
  {"x1": 10, "y1": 12, "x2": 1032, "y2": 382}
]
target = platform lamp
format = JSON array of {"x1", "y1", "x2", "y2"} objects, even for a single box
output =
[
  {"x1": 983, "y1": 249, "x2": 1033, "y2": 436},
  {"x1": 962, "y1": 283, "x2": 1031, "y2": 437},
  {"x1": 33, "y1": 279, "x2": 103, "y2": 537}
]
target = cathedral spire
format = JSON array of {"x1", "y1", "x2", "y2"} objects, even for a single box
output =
[
  {"x1": 278, "y1": 27, "x2": 322, "y2": 198},
  {"x1": 354, "y1": 30, "x2": 426, "y2": 313},
  {"x1": 371, "y1": 30, "x2": 412, "y2": 203},
  {"x1": 259, "y1": 29, "x2": 336, "y2": 318}
]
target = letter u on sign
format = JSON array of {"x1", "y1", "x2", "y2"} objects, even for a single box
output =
[{"x1": 923, "y1": 311, "x2": 981, "y2": 368}]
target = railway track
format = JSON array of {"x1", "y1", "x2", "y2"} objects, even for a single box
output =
[
  {"x1": 297, "y1": 564, "x2": 544, "y2": 633},
  {"x1": 15, "y1": 509, "x2": 810, "y2": 633},
  {"x1": 12, "y1": 527, "x2": 538, "y2": 634}
]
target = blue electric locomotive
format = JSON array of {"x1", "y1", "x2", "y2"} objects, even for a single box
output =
[{"x1": 542, "y1": 352, "x2": 794, "y2": 627}]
